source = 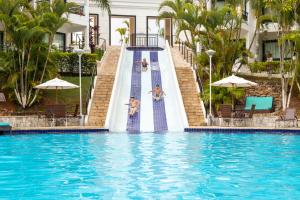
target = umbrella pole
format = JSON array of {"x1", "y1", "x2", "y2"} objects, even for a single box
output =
[
  {"x1": 56, "y1": 88, "x2": 58, "y2": 104},
  {"x1": 232, "y1": 94, "x2": 234, "y2": 110}
]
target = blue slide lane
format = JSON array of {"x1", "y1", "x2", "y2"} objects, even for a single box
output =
[
  {"x1": 150, "y1": 51, "x2": 168, "y2": 132},
  {"x1": 126, "y1": 51, "x2": 142, "y2": 132}
]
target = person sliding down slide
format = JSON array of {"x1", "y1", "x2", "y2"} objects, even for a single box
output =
[
  {"x1": 136, "y1": 58, "x2": 149, "y2": 72},
  {"x1": 149, "y1": 84, "x2": 166, "y2": 101},
  {"x1": 125, "y1": 96, "x2": 140, "y2": 117}
]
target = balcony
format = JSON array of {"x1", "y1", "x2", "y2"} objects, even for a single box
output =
[
  {"x1": 58, "y1": 0, "x2": 88, "y2": 33},
  {"x1": 261, "y1": 22, "x2": 280, "y2": 33}
]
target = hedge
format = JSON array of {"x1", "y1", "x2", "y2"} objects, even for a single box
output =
[{"x1": 51, "y1": 52, "x2": 98, "y2": 75}]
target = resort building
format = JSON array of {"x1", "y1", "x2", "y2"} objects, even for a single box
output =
[{"x1": 0, "y1": 0, "x2": 291, "y2": 62}]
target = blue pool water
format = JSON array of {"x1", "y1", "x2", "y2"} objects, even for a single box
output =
[{"x1": 1, "y1": 132, "x2": 300, "y2": 199}]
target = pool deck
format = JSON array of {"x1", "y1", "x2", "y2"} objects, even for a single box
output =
[
  {"x1": 2, "y1": 125, "x2": 299, "y2": 134},
  {"x1": 185, "y1": 126, "x2": 300, "y2": 133},
  {"x1": 8, "y1": 126, "x2": 109, "y2": 134}
]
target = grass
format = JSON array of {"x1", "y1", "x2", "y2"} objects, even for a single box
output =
[{"x1": 40, "y1": 76, "x2": 91, "y2": 113}]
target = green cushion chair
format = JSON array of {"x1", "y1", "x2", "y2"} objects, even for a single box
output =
[
  {"x1": 245, "y1": 96, "x2": 274, "y2": 112},
  {"x1": 0, "y1": 122, "x2": 12, "y2": 134}
]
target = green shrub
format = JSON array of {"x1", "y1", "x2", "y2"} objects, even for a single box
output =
[
  {"x1": 51, "y1": 52, "x2": 98, "y2": 75},
  {"x1": 94, "y1": 48, "x2": 104, "y2": 60},
  {"x1": 249, "y1": 61, "x2": 291, "y2": 73}
]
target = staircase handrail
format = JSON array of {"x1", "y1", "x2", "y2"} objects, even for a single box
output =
[
  {"x1": 177, "y1": 40, "x2": 204, "y2": 93},
  {"x1": 84, "y1": 64, "x2": 97, "y2": 115},
  {"x1": 97, "y1": 37, "x2": 106, "y2": 51}
]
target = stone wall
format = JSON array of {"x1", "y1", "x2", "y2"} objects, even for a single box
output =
[
  {"x1": 213, "y1": 116, "x2": 298, "y2": 128},
  {"x1": 245, "y1": 78, "x2": 281, "y2": 111},
  {"x1": 0, "y1": 116, "x2": 80, "y2": 128}
]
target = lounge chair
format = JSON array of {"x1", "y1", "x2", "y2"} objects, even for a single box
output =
[
  {"x1": 242, "y1": 104, "x2": 256, "y2": 126},
  {"x1": 0, "y1": 122, "x2": 12, "y2": 134},
  {"x1": 45, "y1": 105, "x2": 67, "y2": 126},
  {"x1": 245, "y1": 96, "x2": 274, "y2": 113},
  {"x1": 72, "y1": 104, "x2": 79, "y2": 117},
  {"x1": 275, "y1": 108, "x2": 298, "y2": 128},
  {"x1": 66, "y1": 104, "x2": 80, "y2": 125},
  {"x1": 220, "y1": 104, "x2": 232, "y2": 126}
]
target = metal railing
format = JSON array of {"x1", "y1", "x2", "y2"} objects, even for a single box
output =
[
  {"x1": 178, "y1": 41, "x2": 194, "y2": 66},
  {"x1": 0, "y1": 44, "x2": 10, "y2": 52},
  {"x1": 69, "y1": 5, "x2": 85, "y2": 16},
  {"x1": 242, "y1": 10, "x2": 248, "y2": 21},
  {"x1": 98, "y1": 37, "x2": 106, "y2": 52},
  {"x1": 84, "y1": 36, "x2": 106, "y2": 115},
  {"x1": 177, "y1": 40, "x2": 204, "y2": 93},
  {"x1": 84, "y1": 64, "x2": 97, "y2": 115},
  {"x1": 73, "y1": 33, "x2": 84, "y2": 49},
  {"x1": 130, "y1": 34, "x2": 159, "y2": 47}
]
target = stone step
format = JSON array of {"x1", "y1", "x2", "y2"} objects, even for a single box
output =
[
  {"x1": 171, "y1": 47, "x2": 205, "y2": 126},
  {"x1": 87, "y1": 46, "x2": 121, "y2": 127}
]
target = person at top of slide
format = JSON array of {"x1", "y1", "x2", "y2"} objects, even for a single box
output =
[
  {"x1": 149, "y1": 84, "x2": 166, "y2": 101},
  {"x1": 136, "y1": 58, "x2": 148, "y2": 72}
]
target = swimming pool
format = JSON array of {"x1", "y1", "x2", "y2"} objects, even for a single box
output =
[{"x1": 0, "y1": 132, "x2": 300, "y2": 199}]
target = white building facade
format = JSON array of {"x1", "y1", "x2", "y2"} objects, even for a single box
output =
[{"x1": 0, "y1": 0, "x2": 290, "y2": 62}]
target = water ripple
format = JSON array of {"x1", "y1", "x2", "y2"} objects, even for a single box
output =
[{"x1": 0, "y1": 133, "x2": 300, "y2": 199}]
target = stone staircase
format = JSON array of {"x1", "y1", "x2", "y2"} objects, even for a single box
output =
[
  {"x1": 171, "y1": 47, "x2": 205, "y2": 126},
  {"x1": 87, "y1": 46, "x2": 121, "y2": 127}
]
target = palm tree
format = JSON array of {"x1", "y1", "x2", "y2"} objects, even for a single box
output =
[
  {"x1": 0, "y1": 0, "x2": 78, "y2": 108},
  {"x1": 94, "y1": 0, "x2": 111, "y2": 14},
  {"x1": 176, "y1": 3, "x2": 204, "y2": 54},
  {"x1": 265, "y1": 0, "x2": 298, "y2": 110},
  {"x1": 29, "y1": 0, "x2": 79, "y2": 106},
  {"x1": 158, "y1": 0, "x2": 193, "y2": 44}
]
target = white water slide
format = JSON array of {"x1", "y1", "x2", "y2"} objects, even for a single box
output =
[{"x1": 105, "y1": 42, "x2": 188, "y2": 132}]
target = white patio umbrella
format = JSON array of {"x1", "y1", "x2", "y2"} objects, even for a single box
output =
[
  {"x1": 211, "y1": 75, "x2": 258, "y2": 108},
  {"x1": 211, "y1": 75, "x2": 258, "y2": 88},
  {"x1": 35, "y1": 78, "x2": 79, "y2": 103}
]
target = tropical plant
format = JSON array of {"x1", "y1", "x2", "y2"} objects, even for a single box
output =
[
  {"x1": 0, "y1": 0, "x2": 78, "y2": 108},
  {"x1": 116, "y1": 20, "x2": 130, "y2": 44},
  {"x1": 281, "y1": 32, "x2": 300, "y2": 107},
  {"x1": 158, "y1": 0, "x2": 194, "y2": 46},
  {"x1": 264, "y1": 0, "x2": 300, "y2": 110},
  {"x1": 94, "y1": 0, "x2": 111, "y2": 14},
  {"x1": 158, "y1": 0, "x2": 250, "y2": 106}
]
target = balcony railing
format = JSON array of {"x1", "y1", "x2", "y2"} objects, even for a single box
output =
[
  {"x1": 69, "y1": 5, "x2": 85, "y2": 16},
  {"x1": 242, "y1": 10, "x2": 248, "y2": 21},
  {"x1": 130, "y1": 34, "x2": 159, "y2": 47}
]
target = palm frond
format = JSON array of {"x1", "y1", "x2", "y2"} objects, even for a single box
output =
[{"x1": 93, "y1": 0, "x2": 111, "y2": 14}]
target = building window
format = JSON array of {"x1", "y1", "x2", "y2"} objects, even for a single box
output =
[
  {"x1": 53, "y1": 32, "x2": 66, "y2": 51},
  {"x1": 0, "y1": 31, "x2": 3, "y2": 51},
  {"x1": 0, "y1": 32, "x2": 3, "y2": 46},
  {"x1": 242, "y1": 0, "x2": 248, "y2": 21},
  {"x1": 263, "y1": 40, "x2": 292, "y2": 61},
  {"x1": 90, "y1": 14, "x2": 99, "y2": 46},
  {"x1": 215, "y1": 0, "x2": 225, "y2": 9}
]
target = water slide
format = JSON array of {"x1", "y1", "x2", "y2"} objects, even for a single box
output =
[{"x1": 105, "y1": 43, "x2": 188, "y2": 132}]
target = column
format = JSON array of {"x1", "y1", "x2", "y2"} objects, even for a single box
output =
[
  {"x1": 84, "y1": 0, "x2": 90, "y2": 52},
  {"x1": 129, "y1": 17, "x2": 136, "y2": 46},
  {"x1": 207, "y1": 0, "x2": 212, "y2": 10},
  {"x1": 165, "y1": 18, "x2": 171, "y2": 45}
]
